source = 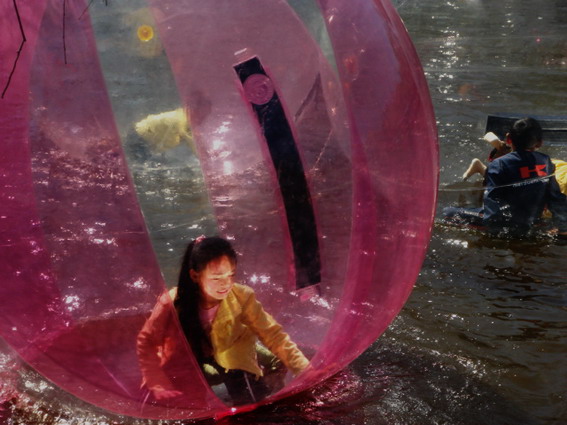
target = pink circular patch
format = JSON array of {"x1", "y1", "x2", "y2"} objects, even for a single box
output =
[{"x1": 243, "y1": 74, "x2": 275, "y2": 105}]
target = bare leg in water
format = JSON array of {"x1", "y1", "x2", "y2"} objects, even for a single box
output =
[{"x1": 463, "y1": 158, "x2": 487, "y2": 181}]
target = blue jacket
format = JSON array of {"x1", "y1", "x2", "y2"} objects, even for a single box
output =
[{"x1": 483, "y1": 151, "x2": 567, "y2": 233}]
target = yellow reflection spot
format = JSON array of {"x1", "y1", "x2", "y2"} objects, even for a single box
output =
[{"x1": 137, "y1": 25, "x2": 154, "y2": 42}]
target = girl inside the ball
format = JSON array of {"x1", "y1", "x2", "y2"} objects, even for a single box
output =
[{"x1": 137, "y1": 236, "x2": 309, "y2": 406}]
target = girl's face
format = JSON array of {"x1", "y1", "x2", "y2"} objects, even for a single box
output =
[{"x1": 191, "y1": 255, "x2": 236, "y2": 308}]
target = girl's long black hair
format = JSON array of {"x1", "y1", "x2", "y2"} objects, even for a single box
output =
[{"x1": 174, "y1": 236, "x2": 237, "y2": 363}]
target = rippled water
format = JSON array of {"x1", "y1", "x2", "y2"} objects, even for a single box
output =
[{"x1": 2, "y1": 1, "x2": 566, "y2": 424}]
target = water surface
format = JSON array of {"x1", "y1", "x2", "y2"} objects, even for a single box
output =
[{"x1": 1, "y1": 1, "x2": 566, "y2": 424}]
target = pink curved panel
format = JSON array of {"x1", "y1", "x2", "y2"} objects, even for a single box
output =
[
  {"x1": 0, "y1": 0, "x2": 438, "y2": 420},
  {"x1": 295, "y1": 0, "x2": 439, "y2": 384},
  {"x1": 147, "y1": 0, "x2": 353, "y2": 350},
  {"x1": 1, "y1": 0, "x2": 222, "y2": 419}
]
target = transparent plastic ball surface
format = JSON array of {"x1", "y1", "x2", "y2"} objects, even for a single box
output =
[{"x1": 0, "y1": 0, "x2": 437, "y2": 419}]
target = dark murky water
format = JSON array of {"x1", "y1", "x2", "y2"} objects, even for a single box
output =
[{"x1": 2, "y1": 1, "x2": 566, "y2": 424}]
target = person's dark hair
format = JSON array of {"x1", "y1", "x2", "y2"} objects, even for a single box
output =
[
  {"x1": 174, "y1": 236, "x2": 237, "y2": 363},
  {"x1": 508, "y1": 117, "x2": 543, "y2": 151}
]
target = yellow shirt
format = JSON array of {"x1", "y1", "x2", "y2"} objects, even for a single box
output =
[
  {"x1": 137, "y1": 284, "x2": 309, "y2": 391},
  {"x1": 552, "y1": 159, "x2": 567, "y2": 195}
]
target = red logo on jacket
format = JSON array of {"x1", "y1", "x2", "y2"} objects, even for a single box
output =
[{"x1": 519, "y1": 164, "x2": 547, "y2": 179}]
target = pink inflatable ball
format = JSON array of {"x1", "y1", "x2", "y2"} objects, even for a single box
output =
[{"x1": 0, "y1": 0, "x2": 437, "y2": 421}]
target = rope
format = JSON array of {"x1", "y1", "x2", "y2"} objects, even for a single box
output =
[{"x1": 439, "y1": 173, "x2": 556, "y2": 192}]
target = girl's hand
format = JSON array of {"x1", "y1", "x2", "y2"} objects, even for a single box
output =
[{"x1": 151, "y1": 386, "x2": 183, "y2": 400}]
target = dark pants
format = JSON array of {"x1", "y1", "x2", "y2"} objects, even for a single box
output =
[
  {"x1": 202, "y1": 362, "x2": 271, "y2": 405},
  {"x1": 202, "y1": 345, "x2": 286, "y2": 406},
  {"x1": 442, "y1": 206, "x2": 484, "y2": 227}
]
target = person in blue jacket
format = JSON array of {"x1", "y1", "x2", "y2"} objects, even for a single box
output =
[{"x1": 444, "y1": 117, "x2": 567, "y2": 237}]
